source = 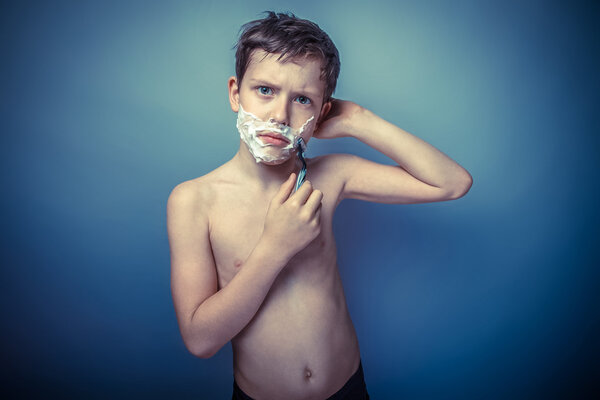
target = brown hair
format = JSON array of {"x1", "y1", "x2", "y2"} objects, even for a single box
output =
[{"x1": 234, "y1": 11, "x2": 341, "y2": 104}]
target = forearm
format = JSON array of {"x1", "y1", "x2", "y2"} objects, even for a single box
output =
[
  {"x1": 351, "y1": 108, "x2": 472, "y2": 193},
  {"x1": 184, "y1": 240, "x2": 287, "y2": 358}
]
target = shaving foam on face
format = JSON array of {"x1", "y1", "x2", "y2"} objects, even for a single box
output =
[{"x1": 236, "y1": 104, "x2": 314, "y2": 163}]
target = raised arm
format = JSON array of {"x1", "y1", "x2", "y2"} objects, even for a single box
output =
[
  {"x1": 167, "y1": 174, "x2": 322, "y2": 358},
  {"x1": 314, "y1": 99, "x2": 473, "y2": 204}
]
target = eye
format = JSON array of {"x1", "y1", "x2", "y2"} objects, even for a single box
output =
[
  {"x1": 258, "y1": 86, "x2": 273, "y2": 96},
  {"x1": 295, "y1": 96, "x2": 311, "y2": 105}
]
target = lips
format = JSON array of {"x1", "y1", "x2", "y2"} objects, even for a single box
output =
[{"x1": 257, "y1": 132, "x2": 291, "y2": 146}]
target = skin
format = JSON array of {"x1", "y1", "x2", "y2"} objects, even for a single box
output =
[{"x1": 167, "y1": 50, "x2": 473, "y2": 399}]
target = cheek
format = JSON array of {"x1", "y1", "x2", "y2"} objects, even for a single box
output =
[
  {"x1": 300, "y1": 130, "x2": 314, "y2": 142},
  {"x1": 238, "y1": 89, "x2": 259, "y2": 108},
  {"x1": 296, "y1": 114, "x2": 316, "y2": 136}
]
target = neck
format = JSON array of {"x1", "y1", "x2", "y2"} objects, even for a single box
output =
[{"x1": 233, "y1": 140, "x2": 301, "y2": 190}]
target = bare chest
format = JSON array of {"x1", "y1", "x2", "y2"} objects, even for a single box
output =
[
  {"x1": 209, "y1": 197, "x2": 267, "y2": 288},
  {"x1": 208, "y1": 190, "x2": 337, "y2": 290}
]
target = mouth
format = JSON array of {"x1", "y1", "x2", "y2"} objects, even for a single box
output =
[{"x1": 257, "y1": 132, "x2": 291, "y2": 146}]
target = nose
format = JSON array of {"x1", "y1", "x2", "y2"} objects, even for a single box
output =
[{"x1": 268, "y1": 97, "x2": 290, "y2": 126}]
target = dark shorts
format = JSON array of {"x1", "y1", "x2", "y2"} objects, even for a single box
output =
[{"x1": 232, "y1": 361, "x2": 370, "y2": 400}]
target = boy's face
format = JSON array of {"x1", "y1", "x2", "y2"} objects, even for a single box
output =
[{"x1": 228, "y1": 49, "x2": 331, "y2": 164}]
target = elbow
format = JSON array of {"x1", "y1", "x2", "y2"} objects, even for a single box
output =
[
  {"x1": 182, "y1": 329, "x2": 221, "y2": 358},
  {"x1": 447, "y1": 170, "x2": 473, "y2": 200},
  {"x1": 192, "y1": 348, "x2": 219, "y2": 359},
  {"x1": 186, "y1": 339, "x2": 219, "y2": 359},
  {"x1": 179, "y1": 311, "x2": 222, "y2": 358}
]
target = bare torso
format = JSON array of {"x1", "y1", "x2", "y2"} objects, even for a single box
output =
[{"x1": 204, "y1": 155, "x2": 361, "y2": 399}]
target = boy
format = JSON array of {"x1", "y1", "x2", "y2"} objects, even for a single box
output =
[{"x1": 167, "y1": 11, "x2": 472, "y2": 400}]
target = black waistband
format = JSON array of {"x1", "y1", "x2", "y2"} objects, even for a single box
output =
[{"x1": 232, "y1": 361, "x2": 369, "y2": 400}]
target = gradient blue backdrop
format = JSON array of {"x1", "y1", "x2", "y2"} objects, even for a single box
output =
[{"x1": 2, "y1": 0, "x2": 598, "y2": 398}]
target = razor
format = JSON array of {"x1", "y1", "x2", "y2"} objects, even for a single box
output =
[{"x1": 294, "y1": 137, "x2": 307, "y2": 192}]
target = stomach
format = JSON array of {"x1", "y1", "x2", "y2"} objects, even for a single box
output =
[{"x1": 231, "y1": 262, "x2": 361, "y2": 400}]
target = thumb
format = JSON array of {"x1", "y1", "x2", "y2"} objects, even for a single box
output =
[{"x1": 272, "y1": 173, "x2": 296, "y2": 204}]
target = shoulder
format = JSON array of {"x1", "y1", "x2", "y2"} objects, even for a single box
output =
[
  {"x1": 307, "y1": 153, "x2": 361, "y2": 189},
  {"x1": 307, "y1": 153, "x2": 358, "y2": 176},
  {"x1": 167, "y1": 162, "x2": 242, "y2": 222},
  {"x1": 305, "y1": 153, "x2": 359, "y2": 207},
  {"x1": 167, "y1": 169, "x2": 229, "y2": 229},
  {"x1": 168, "y1": 177, "x2": 213, "y2": 215}
]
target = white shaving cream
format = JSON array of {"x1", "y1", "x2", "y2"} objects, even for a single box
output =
[{"x1": 236, "y1": 104, "x2": 314, "y2": 163}]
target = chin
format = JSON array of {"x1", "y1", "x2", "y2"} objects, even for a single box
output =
[{"x1": 260, "y1": 157, "x2": 291, "y2": 166}]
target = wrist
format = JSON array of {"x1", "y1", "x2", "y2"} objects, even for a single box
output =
[
  {"x1": 347, "y1": 106, "x2": 375, "y2": 140},
  {"x1": 253, "y1": 236, "x2": 292, "y2": 272}
]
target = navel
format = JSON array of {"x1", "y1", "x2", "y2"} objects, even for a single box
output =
[{"x1": 304, "y1": 367, "x2": 313, "y2": 380}]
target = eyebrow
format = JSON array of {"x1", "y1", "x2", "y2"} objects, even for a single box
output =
[{"x1": 248, "y1": 79, "x2": 321, "y2": 99}]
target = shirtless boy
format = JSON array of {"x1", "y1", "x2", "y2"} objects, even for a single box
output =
[{"x1": 167, "y1": 11, "x2": 472, "y2": 400}]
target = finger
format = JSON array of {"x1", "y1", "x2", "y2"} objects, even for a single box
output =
[
  {"x1": 272, "y1": 173, "x2": 296, "y2": 204},
  {"x1": 311, "y1": 202, "x2": 322, "y2": 226},
  {"x1": 303, "y1": 189, "x2": 323, "y2": 214},
  {"x1": 314, "y1": 201, "x2": 322, "y2": 220},
  {"x1": 289, "y1": 180, "x2": 313, "y2": 205}
]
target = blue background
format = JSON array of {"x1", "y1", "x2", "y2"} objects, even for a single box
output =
[{"x1": 2, "y1": 0, "x2": 598, "y2": 398}]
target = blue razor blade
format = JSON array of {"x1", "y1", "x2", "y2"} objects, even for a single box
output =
[{"x1": 294, "y1": 138, "x2": 307, "y2": 192}]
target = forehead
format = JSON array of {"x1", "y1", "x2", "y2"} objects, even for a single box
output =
[{"x1": 245, "y1": 50, "x2": 325, "y2": 97}]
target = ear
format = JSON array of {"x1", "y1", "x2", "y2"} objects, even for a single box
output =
[
  {"x1": 316, "y1": 100, "x2": 332, "y2": 127},
  {"x1": 228, "y1": 76, "x2": 240, "y2": 112}
]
